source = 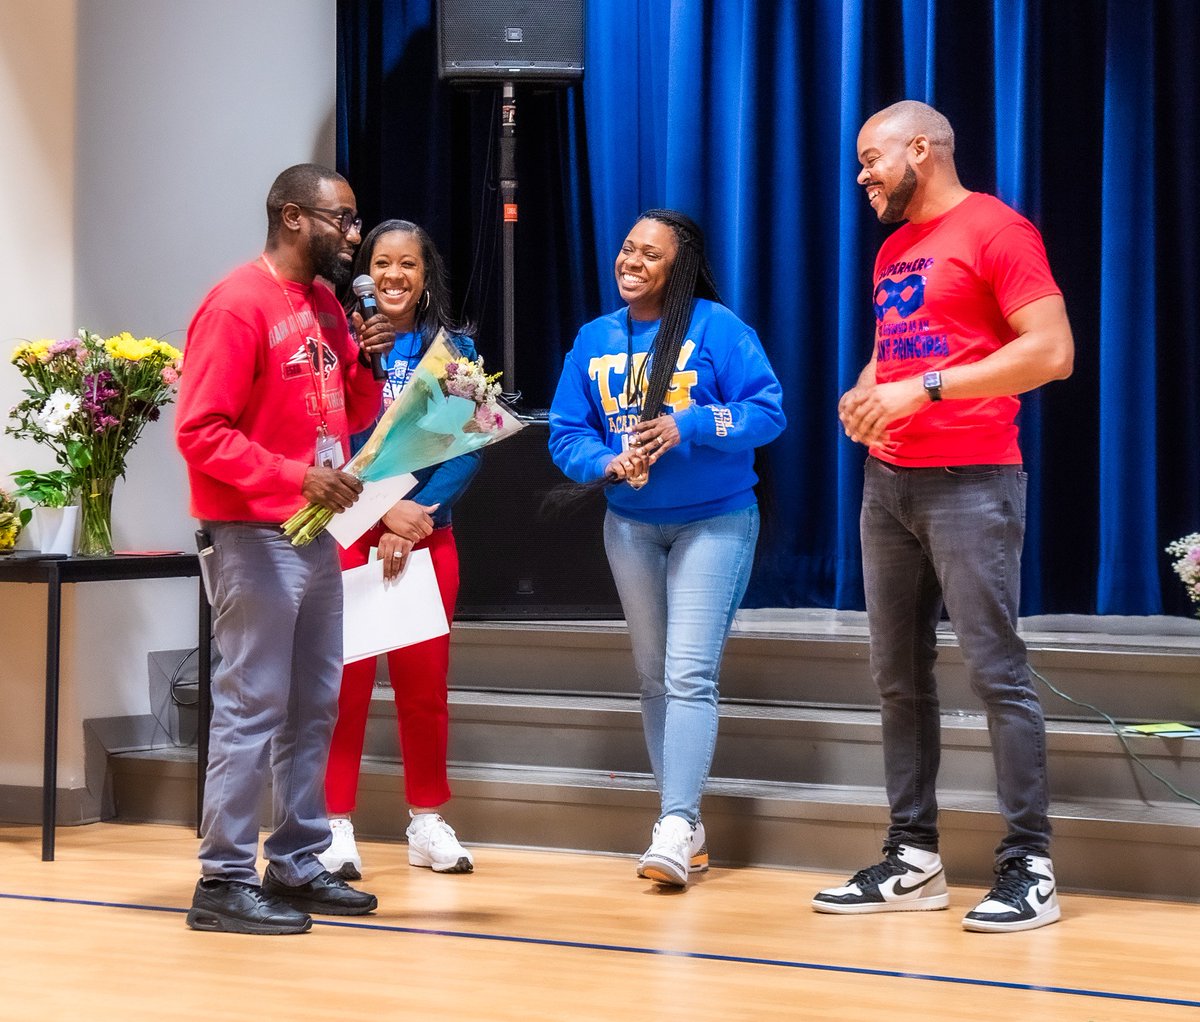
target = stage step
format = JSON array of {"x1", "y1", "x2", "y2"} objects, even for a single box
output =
[
  {"x1": 104, "y1": 611, "x2": 1200, "y2": 901},
  {"x1": 449, "y1": 612, "x2": 1200, "y2": 721},
  {"x1": 109, "y1": 749, "x2": 1199, "y2": 900}
]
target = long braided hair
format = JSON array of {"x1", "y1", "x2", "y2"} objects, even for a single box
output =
[{"x1": 634, "y1": 209, "x2": 721, "y2": 422}]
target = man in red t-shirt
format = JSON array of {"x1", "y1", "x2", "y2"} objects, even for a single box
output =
[
  {"x1": 815, "y1": 102, "x2": 1074, "y2": 933},
  {"x1": 176, "y1": 164, "x2": 393, "y2": 935}
]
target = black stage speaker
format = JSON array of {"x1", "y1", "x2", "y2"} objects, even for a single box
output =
[
  {"x1": 437, "y1": 0, "x2": 584, "y2": 82},
  {"x1": 452, "y1": 417, "x2": 622, "y2": 619}
]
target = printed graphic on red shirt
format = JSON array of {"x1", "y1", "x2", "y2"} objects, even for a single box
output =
[{"x1": 868, "y1": 193, "x2": 1060, "y2": 467}]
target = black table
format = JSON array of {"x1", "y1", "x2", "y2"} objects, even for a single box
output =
[{"x1": 0, "y1": 552, "x2": 211, "y2": 860}]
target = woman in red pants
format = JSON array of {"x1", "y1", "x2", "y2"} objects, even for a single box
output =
[{"x1": 321, "y1": 219, "x2": 481, "y2": 877}]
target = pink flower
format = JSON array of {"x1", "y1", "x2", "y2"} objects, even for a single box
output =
[
  {"x1": 474, "y1": 405, "x2": 500, "y2": 431},
  {"x1": 161, "y1": 366, "x2": 179, "y2": 385}
]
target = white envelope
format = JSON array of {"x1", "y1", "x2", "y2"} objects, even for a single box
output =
[
  {"x1": 326, "y1": 473, "x2": 418, "y2": 549},
  {"x1": 341, "y1": 546, "x2": 449, "y2": 664}
]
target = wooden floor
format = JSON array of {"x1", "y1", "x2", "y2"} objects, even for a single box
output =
[{"x1": 1, "y1": 823, "x2": 1197, "y2": 1021}]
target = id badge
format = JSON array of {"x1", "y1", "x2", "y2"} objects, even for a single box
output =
[{"x1": 315, "y1": 428, "x2": 343, "y2": 469}]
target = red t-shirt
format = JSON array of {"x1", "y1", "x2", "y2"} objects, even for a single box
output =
[
  {"x1": 175, "y1": 260, "x2": 383, "y2": 523},
  {"x1": 869, "y1": 191, "x2": 1061, "y2": 467}
]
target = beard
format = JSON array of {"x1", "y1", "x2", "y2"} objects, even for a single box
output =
[
  {"x1": 880, "y1": 165, "x2": 917, "y2": 224},
  {"x1": 311, "y1": 230, "x2": 354, "y2": 289}
]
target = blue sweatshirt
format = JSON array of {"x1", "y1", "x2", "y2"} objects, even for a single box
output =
[
  {"x1": 548, "y1": 299, "x2": 786, "y2": 524},
  {"x1": 350, "y1": 330, "x2": 483, "y2": 529}
]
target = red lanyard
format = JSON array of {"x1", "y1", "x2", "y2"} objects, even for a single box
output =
[{"x1": 260, "y1": 254, "x2": 331, "y2": 433}]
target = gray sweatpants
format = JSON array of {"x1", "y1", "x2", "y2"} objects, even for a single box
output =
[{"x1": 197, "y1": 522, "x2": 342, "y2": 885}]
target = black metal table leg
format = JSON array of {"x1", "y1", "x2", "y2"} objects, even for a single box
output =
[{"x1": 41, "y1": 564, "x2": 62, "y2": 862}]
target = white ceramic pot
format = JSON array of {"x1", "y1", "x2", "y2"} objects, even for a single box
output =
[{"x1": 28, "y1": 505, "x2": 79, "y2": 556}]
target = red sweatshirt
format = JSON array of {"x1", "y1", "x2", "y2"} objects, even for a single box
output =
[{"x1": 175, "y1": 260, "x2": 384, "y2": 523}]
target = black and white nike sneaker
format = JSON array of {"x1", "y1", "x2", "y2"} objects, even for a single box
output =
[
  {"x1": 812, "y1": 844, "x2": 949, "y2": 913},
  {"x1": 962, "y1": 855, "x2": 1060, "y2": 933}
]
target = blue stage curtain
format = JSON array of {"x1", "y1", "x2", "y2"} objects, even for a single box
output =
[{"x1": 337, "y1": 0, "x2": 1200, "y2": 616}]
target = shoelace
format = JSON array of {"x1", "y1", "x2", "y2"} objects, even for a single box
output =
[
  {"x1": 850, "y1": 852, "x2": 906, "y2": 887},
  {"x1": 982, "y1": 859, "x2": 1039, "y2": 908}
]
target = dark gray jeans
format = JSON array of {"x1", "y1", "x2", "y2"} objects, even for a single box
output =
[{"x1": 860, "y1": 456, "x2": 1051, "y2": 865}]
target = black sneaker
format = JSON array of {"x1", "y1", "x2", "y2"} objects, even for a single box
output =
[
  {"x1": 262, "y1": 866, "x2": 378, "y2": 916},
  {"x1": 812, "y1": 844, "x2": 949, "y2": 913},
  {"x1": 186, "y1": 878, "x2": 312, "y2": 935},
  {"x1": 963, "y1": 855, "x2": 1060, "y2": 933}
]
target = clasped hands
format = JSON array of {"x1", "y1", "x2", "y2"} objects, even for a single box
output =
[
  {"x1": 606, "y1": 414, "x2": 681, "y2": 488},
  {"x1": 377, "y1": 499, "x2": 440, "y2": 579},
  {"x1": 838, "y1": 377, "x2": 926, "y2": 447}
]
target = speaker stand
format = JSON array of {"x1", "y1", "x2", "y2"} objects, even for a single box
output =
[{"x1": 499, "y1": 81, "x2": 521, "y2": 406}]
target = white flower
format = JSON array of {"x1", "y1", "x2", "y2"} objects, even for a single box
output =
[{"x1": 35, "y1": 389, "x2": 79, "y2": 436}]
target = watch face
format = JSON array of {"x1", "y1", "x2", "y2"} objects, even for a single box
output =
[{"x1": 923, "y1": 371, "x2": 941, "y2": 388}]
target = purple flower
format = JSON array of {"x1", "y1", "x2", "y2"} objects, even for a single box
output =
[{"x1": 48, "y1": 337, "x2": 84, "y2": 359}]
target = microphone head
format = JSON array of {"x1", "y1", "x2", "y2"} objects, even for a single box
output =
[{"x1": 351, "y1": 274, "x2": 376, "y2": 298}]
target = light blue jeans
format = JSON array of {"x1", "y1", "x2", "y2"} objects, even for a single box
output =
[
  {"x1": 604, "y1": 505, "x2": 759, "y2": 825},
  {"x1": 199, "y1": 522, "x2": 343, "y2": 885}
]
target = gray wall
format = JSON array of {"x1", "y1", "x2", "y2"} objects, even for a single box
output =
[{"x1": 0, "y1": 0, "x2": 337, "y2": 793}]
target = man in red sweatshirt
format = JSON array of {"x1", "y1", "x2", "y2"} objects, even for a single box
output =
[{"x1": 176, "y1": 163, "x2": 391, "y2": 935}]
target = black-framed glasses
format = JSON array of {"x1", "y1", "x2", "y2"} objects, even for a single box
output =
[{"x1": 297, "y1": 204, "x2": 362, "y2": 235}]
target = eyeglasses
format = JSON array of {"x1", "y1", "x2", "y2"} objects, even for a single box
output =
[{"x1": 297, "y1": 204, "x2": 363, "y2": 235}]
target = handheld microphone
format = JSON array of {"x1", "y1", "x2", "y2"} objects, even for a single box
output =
[{"x1": 352, "y1": 274, "x2": 386, "y2": 380}]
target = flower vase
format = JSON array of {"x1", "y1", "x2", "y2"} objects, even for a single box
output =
[{"x1": 78, "y1": 476, "x2": 115, "y2": 556}]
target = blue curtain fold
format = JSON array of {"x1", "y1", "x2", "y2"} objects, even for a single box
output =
[{"x1": 337, "y1": 0, "x2": 1200, "y2": 616}]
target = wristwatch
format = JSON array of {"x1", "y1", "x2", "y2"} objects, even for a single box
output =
[{"x1": 922, "y1": 370, "x2": 943, "y2": 402}]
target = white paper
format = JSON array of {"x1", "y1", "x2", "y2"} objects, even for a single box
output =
[
  {"x1": 326, "y1": 473, "x2": 418, "y2": 549},
  {"x1": 341, "y1": 547, "x2": 449, "y2": 664}
]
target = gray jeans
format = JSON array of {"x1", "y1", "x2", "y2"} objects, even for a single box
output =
[
  {"x1": 860, "y1": 457, "x2": 1051, "y2": 865},
  {"x1": 198, "y1": 522, "x2": 342, "y2": 884}
]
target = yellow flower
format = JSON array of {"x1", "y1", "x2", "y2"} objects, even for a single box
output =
[
  {"x1": 103, "y1": 333, "x2": 180, "y2": 363},
  {"x1": 11, "y1": 339, "x2": 52, "y2": 365}
]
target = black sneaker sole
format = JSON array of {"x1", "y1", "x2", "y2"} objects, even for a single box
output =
[
  {"x1": 185, "y1": 908, "x2": 312, "y2": 935},
  {"x1": 266, "y1": 895, "x2": 378, "y2": 916}
]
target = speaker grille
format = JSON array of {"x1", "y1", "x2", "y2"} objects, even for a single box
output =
[
  {"x1": 452, "y1": 418, "x2": 621, "y2": 619},
  {"x1": 437, "y1": 0, "x2": 584, "y2": 81}
]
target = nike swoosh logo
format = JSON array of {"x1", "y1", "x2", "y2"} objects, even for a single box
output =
[
  {"x1": 892, "y1": 871, "x2": 941, "y2": 897},
  {"x1": 1035, "y1": 888, "x2": 1055, "y2": 904}
]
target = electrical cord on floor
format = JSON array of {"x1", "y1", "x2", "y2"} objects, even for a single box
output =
[
  {"x1": 149, "y1": 646, "x2": 200, "y2": 749},
  {"x1": 1031, "y1": 666, "x2": 1200, "y2": 808}
]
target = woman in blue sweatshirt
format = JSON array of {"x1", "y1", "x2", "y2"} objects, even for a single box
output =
[
  {"x1": 321, "y1": 220, "x2": 481, "y2": 880},
  {"x1": 549, "y1": 209, "x2": 786, "y2": 888}
]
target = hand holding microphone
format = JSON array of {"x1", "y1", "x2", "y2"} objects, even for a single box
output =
[{"x1": 352, "y1": 274, "x2": 392, "y2": 380}]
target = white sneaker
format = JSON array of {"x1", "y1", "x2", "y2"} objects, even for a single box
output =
[
  {"x1": 318, "y1": 817, "x2": 362, "y2": 880},
  {"x1": 812, "y1": 844, "x2": 949, "y2": 913},
  {"x1": 962, "y1": 855, "x2": 1060, "y2": 933},
  {"x1": 637, "y1": 815, "x2": 706, "y2": 887},
  {"x1": 406, "y1": 811, "x2": 474, "y2": 874}
]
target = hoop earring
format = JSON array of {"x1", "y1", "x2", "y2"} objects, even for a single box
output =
[{"x1": 418, "y1": 290, "x2": 430, "y2": 314}]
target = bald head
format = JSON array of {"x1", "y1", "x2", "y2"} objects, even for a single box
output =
[
  {"x1": 856, "y1": 101, "x2": 967, "y2": 224},
  {"x1": 864, "y1": 101, "x2": 955, "y2": 157}
]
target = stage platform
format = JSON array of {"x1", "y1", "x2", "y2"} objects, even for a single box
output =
[{"x1": 96, "y1": 610, "x2": 1200, "y2": 902}]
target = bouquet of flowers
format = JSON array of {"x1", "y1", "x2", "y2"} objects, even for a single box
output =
[
  {"x1": 283, "y1": 330, "x2": 524, "y2": 546},
  {"x1": 0, "y1": 487, "x2": 30, "y2": 553},
  {"x1": 7, "y1": 329, "x2": 183, "y2": 554},
  {"x1": 1165, "y1": 533, "x2": 1200, "y2": 616}
]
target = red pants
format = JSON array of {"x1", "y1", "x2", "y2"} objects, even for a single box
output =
[{"x1": 325, "y1": 524, "x2": 459, "y2": 812}]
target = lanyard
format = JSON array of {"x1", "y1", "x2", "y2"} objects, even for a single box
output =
[
  {"x1": 624, "y1": 310, "x2": 656, "y2": 419},
  {"x1": 260, "y1": 254, "x2": 331, "y2": 433}
]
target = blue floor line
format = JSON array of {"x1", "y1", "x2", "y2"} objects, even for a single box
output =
[{"x1": 4, "y1": 890, "x2": 1198, "y2": 1010}]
